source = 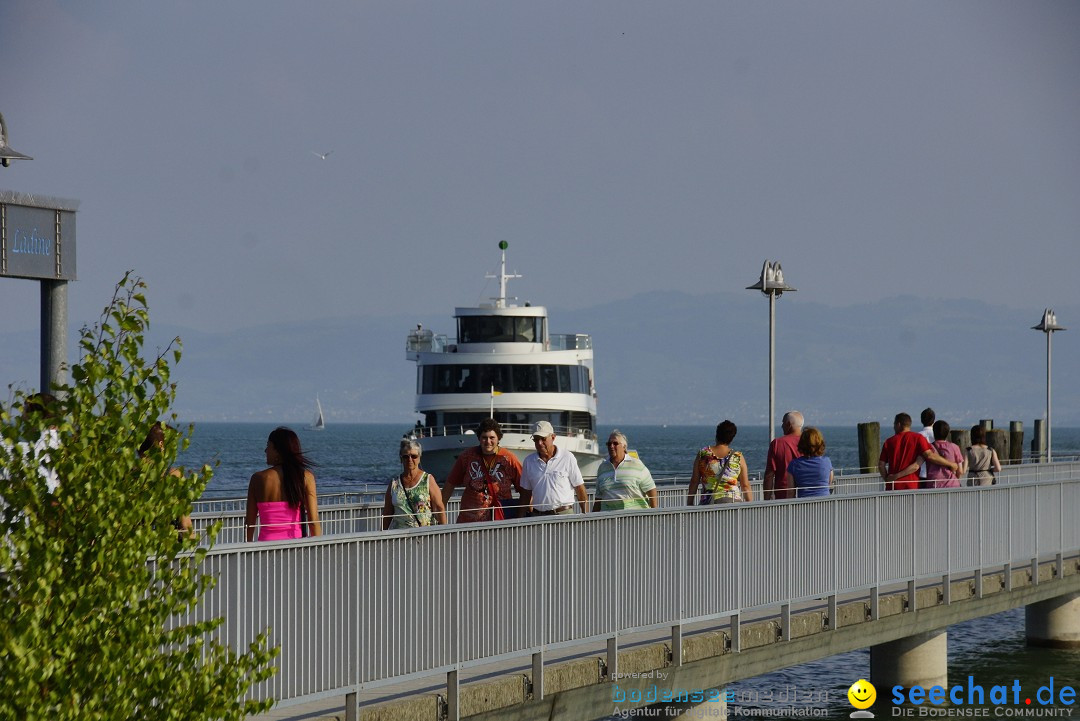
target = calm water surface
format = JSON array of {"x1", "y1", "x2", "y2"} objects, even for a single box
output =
[{"x1": 178, "y1": 422, "x2": 1080, "y2": 719}]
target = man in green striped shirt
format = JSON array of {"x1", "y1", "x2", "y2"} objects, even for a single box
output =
[{"x1": 592, "y1": 430, "x2": 658, "y2": 512}]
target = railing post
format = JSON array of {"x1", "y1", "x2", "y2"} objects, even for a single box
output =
[
  {"x1": 730, "y1": 613, "x2": 741, "y2": 652},
  {"x1": 831, "y1": 499, "x2": 839, "y2": 629},
  {"x1": 942, "y1": 574, "x2": 951, "y2": 605},
  {"x1": 907, "y1": 580, "x2": 916, "y2": 611},
  {"x1": 870, "y1": 587, "x2": 880, "y2": 621},
  {"x1": 1031, "y1": 558, "x2": 1039, "y2": 586},
  {"x1": 346, "y1": 691, "x2": 359, "y2": 721},
  {"x1": 606, "y1": 636, "x2": 618, "y2": 681},
  {"x1": 447, "y1": 669, "x2": 460, "y2": 721},
  {"x1": 531, "y1": 651, "x2": 544, "y2": 700},
  {"x1": 671, "y1": 624, "x2": 683, "y2": 667},
  {"x1": 1006, "y1": 486, "x2": 1013, "y2": 592},
  {"x1": 780, "y1": 603, "x2": 791, "y2": 642},
  {"x1": 975, "y1": 569, "x2": 983, "y2": 599}
]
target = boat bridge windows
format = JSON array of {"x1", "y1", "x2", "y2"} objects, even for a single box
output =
[
  {"x1": 419, "y1": 363, "x2": 591, "y2": 395},
  {"x1": 457, "y1": 315, "x2": 544, "y2": 344}
]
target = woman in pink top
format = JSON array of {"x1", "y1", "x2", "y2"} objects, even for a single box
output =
[
  {"x1": 245, "y1": 427, "x2": 321, "y2": 541},
  {"x1": 925, "y1": 420, "x2": 966, "y2": 488}
]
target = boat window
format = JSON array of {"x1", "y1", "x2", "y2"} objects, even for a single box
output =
[
  {"x1": 511, "y1": 364, "x2": 539, "y2": 393},
  {"x1": 421, "y1": 364, "x2": 590, "y2": 394},
  {"x1": 458, "y1": 316, "x2": 542, "y2": 343},
  {"x1": 559, "y1": 366, "x2": 572, "y2": 394},
  {"x1": 539, "y1": 365, "x2": 560, "y2": 393},
  {"x1": 475, "y1": 364, "x2": 509, "y2": 393},
  {"x1": 516, "y1": 317, "x2": 540, "y2": 342}
]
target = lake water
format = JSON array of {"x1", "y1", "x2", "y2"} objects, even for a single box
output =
[{"x1": 177, "y1": 422, "x2": 1080, "y2": 719}]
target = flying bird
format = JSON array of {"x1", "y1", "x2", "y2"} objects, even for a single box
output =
[{"x1": 310, "y1": 150, "x2": 333, "y2": 160}]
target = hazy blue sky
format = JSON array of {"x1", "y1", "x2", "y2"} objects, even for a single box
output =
[{"x1": 2, "y1": 1, "x2": 1078, "y2": 337}]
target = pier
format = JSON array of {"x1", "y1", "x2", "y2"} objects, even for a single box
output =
[{"x1": 181, "y1": 461, "x2": 1080, "y2": 720}]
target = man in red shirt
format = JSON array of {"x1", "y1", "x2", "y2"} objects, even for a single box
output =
[
  {"x1": 764, "y1": 411, "x2": 803, "y2": 500},
  {"x1": 879, "y1": 413, "x2": 959, "y2": 491},
  {"x1": 442, "y1": 418, "x2": 523, "y2": 521}
]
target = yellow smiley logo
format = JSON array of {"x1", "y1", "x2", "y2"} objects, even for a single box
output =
[{"x1": 848, "y1": 679, "x2": 876, "y2": 709}]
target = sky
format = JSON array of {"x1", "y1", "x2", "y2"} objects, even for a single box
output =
[
  {"x1": 2, "y1": 1, "x2": 1079, "y2": 417},
  {"x1": 2, "y1": 1, "x2": 1079, "y2": 331}
]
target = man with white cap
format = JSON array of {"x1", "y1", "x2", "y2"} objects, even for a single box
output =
[{"x1": 519, "y1": 420, "x2": 587, "y2": 516}]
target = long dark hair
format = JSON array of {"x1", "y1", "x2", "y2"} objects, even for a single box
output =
[
  {"x1": 138, "y1": 422, "x2": 168, "y2": 457},
  {"x1": 268, "y1": 426, "x2": 316, "y2": 507}
]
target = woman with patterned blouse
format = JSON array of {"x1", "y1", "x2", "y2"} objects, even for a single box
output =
[{"x1": 686, "y1": 420, "x2": 752, "y2": 505}]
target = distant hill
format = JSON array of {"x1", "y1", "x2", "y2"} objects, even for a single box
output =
[{"x1": 2, "y1": 293, "x2": 1077, "y2": 428}]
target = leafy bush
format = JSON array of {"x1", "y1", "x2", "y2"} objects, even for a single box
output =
[{"x1": 0, "y1": 274, "x2": 277, "y2": 720}]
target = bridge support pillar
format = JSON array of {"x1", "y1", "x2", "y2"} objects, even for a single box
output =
[
  {"x1": 1026, "y1": 592, "x2": 1080, "y2": 648},
  {"x1": 870, "y1": 629, "x2": 947, "y2": 691}
]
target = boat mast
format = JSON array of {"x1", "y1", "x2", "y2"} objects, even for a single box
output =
[{"x1": 486, "y1": 240, "x2": 522, "y2": 309}]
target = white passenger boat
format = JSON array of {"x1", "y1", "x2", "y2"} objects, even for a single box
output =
[{"x1": 405, "y1": 241, "x2": 603, "y2": 481}]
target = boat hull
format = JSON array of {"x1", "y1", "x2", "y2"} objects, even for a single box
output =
[{"x1": 414, "y1": 432, "x2": 603, "y2": 481}]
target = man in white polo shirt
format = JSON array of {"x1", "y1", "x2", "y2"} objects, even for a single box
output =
[{"x1": 520, "y1": 420, "x2": 587, "y2": 516}]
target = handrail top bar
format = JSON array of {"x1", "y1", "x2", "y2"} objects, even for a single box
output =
[{"x1": 199, "y1": 474, "x2": 1080, "y2": 556}]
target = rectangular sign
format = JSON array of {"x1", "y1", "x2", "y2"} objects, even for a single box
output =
[{"x1": 1, "y1": 192, "x2": 78, "y2": 281}]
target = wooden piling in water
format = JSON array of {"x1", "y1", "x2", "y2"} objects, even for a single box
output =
[
  {"x1": 1032, "y1": 420, "x2": 1047, "y2": 463},
  {"x1": 858, "y1": 422, "x2": 880, "y2": 474},
  {"x1": 986, "y1": 429, "x2": 1009, "y2": 465},
  {"x1": 1009, "y1": 421, "x2": 1024, "y2": 465},
  {"x1": 950, "y1": 429, "x2": 971, "y2": 453}
]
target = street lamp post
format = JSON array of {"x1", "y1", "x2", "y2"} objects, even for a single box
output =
[
  {"x1": 1031, "y1": 309, "x2": 1065, "y2": 461},
  {"x1": 0, "y1": 112, "x2": 34, "y2": 166},
  {"x1": 747, "y1": 260, "x2": 796, "y2": 443}
]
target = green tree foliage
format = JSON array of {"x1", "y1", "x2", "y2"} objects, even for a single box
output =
[{"x1": 0, "y1": 274, "x2": 277, "y2": 720}]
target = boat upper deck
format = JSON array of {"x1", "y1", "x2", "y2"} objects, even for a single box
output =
[{"x1": 406, "y1": 329, "x2": 592, "y2": 356}]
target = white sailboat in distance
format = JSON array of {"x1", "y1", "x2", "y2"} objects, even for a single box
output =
[{"x1": 310, "y1": 396, "x2": 326, "y2": 431}]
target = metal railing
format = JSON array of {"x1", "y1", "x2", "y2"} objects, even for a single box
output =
[
  {"x1": 404, "y1": 333, "x2": 592, "y2": 352},
  {"x1": 191, "y1": 461, "x2": 1080, "y2": 542},
  {"x1": 548, "y1": 333, "x2": 592, "y2": 350},
  {"x1": 405, "y1": 330, "x2": 450, "y2": 353},
  {"x1": 409, "y1": 422, "x2": 597, "y2": 441},
  {"x1": 179, "y1": 461, "x2": 1080, "y2": 711}
]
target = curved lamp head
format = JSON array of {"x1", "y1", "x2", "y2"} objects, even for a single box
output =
[
  {"x1": 1032, "y1": 308, "x2": 1066, "y2": 333},
  {"x1": 747, "y1": 259, "x2": 796, "y2": 297},
  {"x1": 0, "y1": 113, "x2": 33, "y2": 167}
]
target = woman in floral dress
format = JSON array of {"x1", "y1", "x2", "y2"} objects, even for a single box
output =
[{"x1": 383, "y1": 439, "x2": 446, "y2": 529}]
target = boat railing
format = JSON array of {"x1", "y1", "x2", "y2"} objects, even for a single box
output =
[
  {"x1": 406, "y1": 331, "x2": 590, "y2": 352},
  {"x1": 548, "y1": 333, "x2": 592, "y2": 350},
  {"x1": 405, "y1": 329, "x2": 450, "y2": 353},
  {"x1": 412, "y1": 422, "x2": 597, "y2": 441}
]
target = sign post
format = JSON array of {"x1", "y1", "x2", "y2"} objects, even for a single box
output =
[{"x1": 1, "y1": 189, "x2": 79, "y2": 393}]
